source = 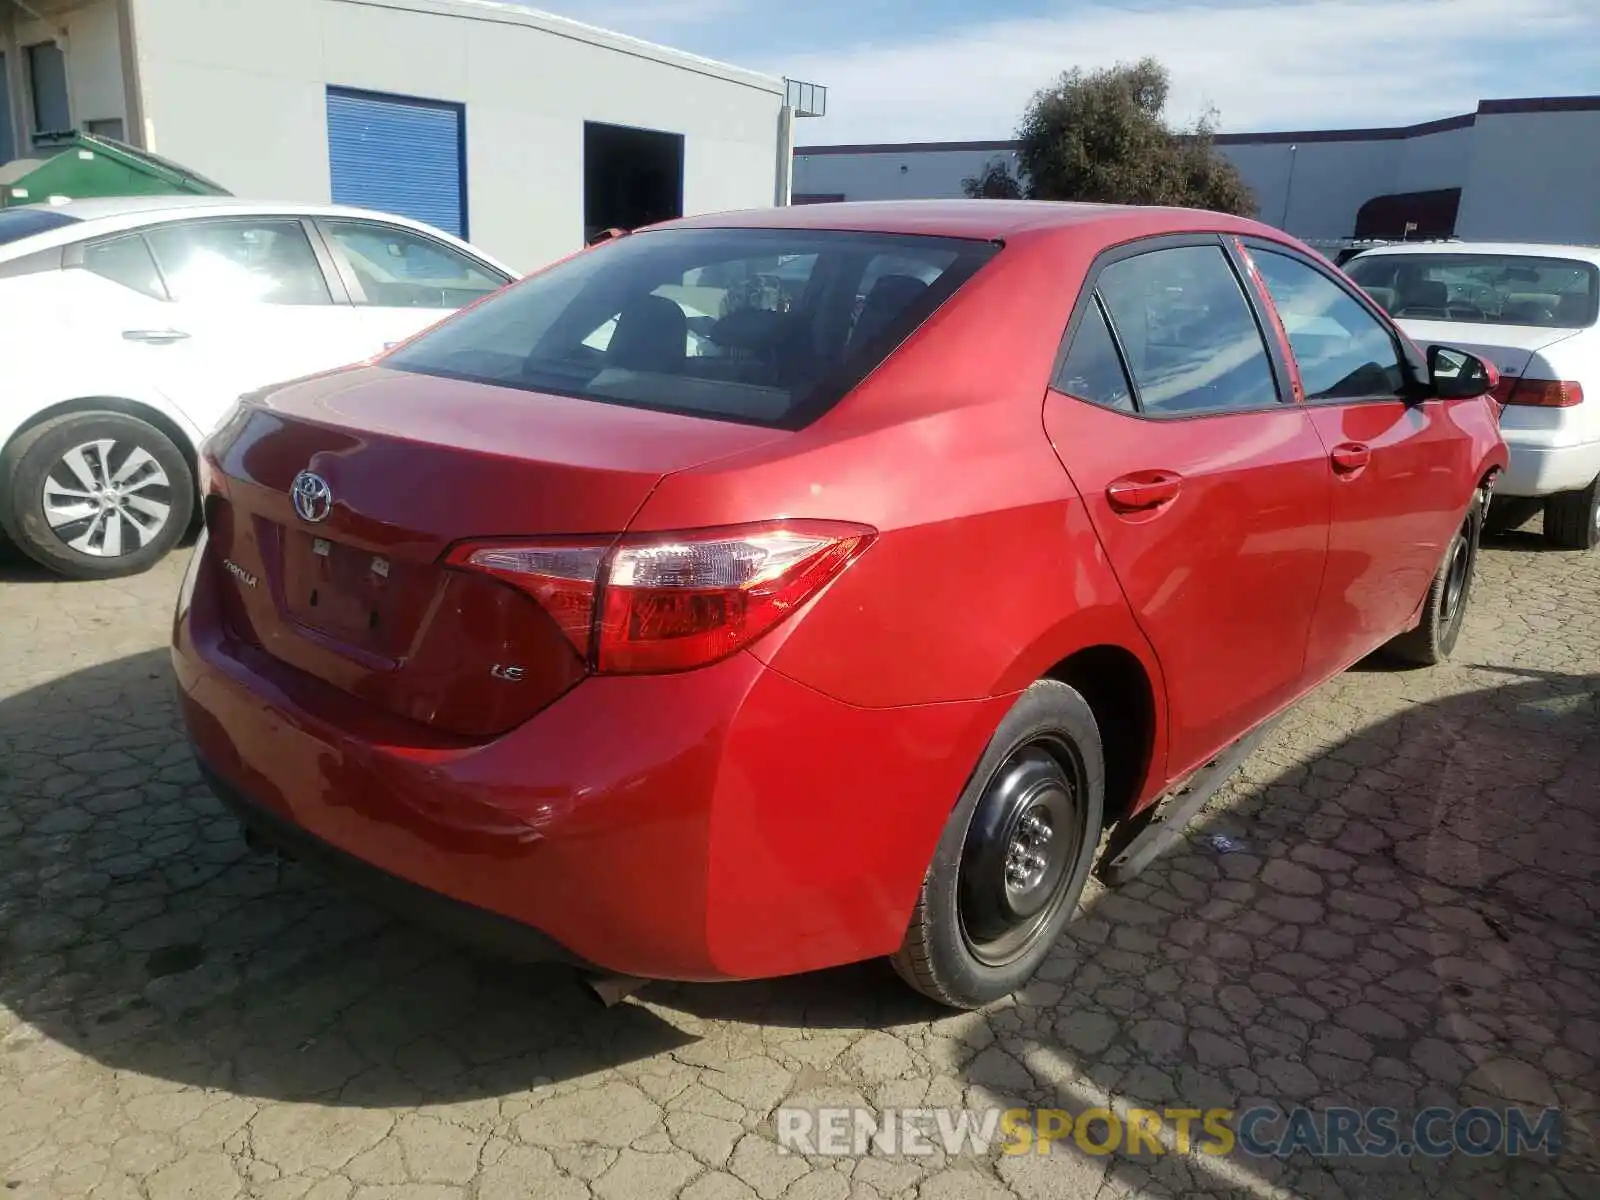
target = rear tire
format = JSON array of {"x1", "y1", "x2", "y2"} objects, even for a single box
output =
[
  {"x1": 1543, "y1": 476, "x2": 1600, "y2": 551},
  {"x1": 892, "y1": 680, "x2": 1104, "y2": 1009},
  {"x1": 1385, "y1": 491, "x2": 1483, "y2": 667},
  {"x1": 0, "y1": 411, "x2": 194, "y2": 580}
]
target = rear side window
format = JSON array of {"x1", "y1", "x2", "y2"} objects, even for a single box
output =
[
  {"x1": 1055, "y1": 299, "x2": 1135, "y2": 413},
  {"x1": 0, "y1": 207, "x2": 79, "y2": 247},
  {"x1": 84, "y1": 235, "x2": 167, "y2": 301},
  {"x1": 1347, "y1": 252, "x2": 1599, "y2": 329},
  {"x1": 385, "y1": 227, "x2": 998, "y2": 428},
  {"x1": 1094, "y1": 245, "x2": 1281, "y2": 417}
]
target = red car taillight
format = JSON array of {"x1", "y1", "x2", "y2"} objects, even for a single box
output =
[
  {"x1": 1494, "y1": 377, "x2": 1585, "y2": 408},
  {"x1": 447, "y1": 541, "x2": 609, "y2": 656},
  {"x1": 446, "y1": 520, "x2": 876, "y2": 674}
]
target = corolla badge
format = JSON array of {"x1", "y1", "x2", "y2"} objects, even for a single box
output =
[{"x1": 290, "y1": 471, "x2": 333, "y2": 523}]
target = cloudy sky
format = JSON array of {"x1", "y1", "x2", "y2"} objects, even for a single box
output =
[{"x1": 531, "y1": 0, "x2": 1600, "y2": 145}]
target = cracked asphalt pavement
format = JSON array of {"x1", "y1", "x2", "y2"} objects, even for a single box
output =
[{"x1": 1, "y1": 520, "x2": 1596, "y2": 1200}]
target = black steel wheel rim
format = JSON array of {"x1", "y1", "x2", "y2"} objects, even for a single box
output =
[{"x1": 957, "y1": 737, "x2": 1086, "y2": 968}]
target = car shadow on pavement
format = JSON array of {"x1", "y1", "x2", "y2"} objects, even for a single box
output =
[
  {"x1": 0, "y1": 537, "x2": 48, "y2": 583},
  {"x1": 2, "y1": 646, "x2": 1597, "y2": 1194},
  {"x1": 1487, "y1": 528, "x2": 1577, "y2": 555},
  {"x1": 0, "y1": 530, "x2": 203, "y2": 584},
  {"x1": 0, "y1": 649, "x2": 696, "y2": 1108},
  {"x1": 653, "y1": 666, "x2": 1600, "y2": 1195},
  {"x1": 1480, "y1": 509, "x2": 1578, "y2": 556}
]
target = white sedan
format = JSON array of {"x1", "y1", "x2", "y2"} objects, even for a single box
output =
[
  {"x1": 1345, "y1": 242, "x2": 1600, "y2": 550},
  {"x1": 0, "y1": 196, "x2": 516, "y2": 578}
]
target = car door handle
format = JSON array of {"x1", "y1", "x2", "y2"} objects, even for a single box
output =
[
  {"x1": 1106, "y1": 471, "x2": 1183, "y2": 513},
  {"x1": 1330, "y1": 443, "x2": 1371, "y2": 474},
  {"x1": 122, "y1": 329, "x2": 191, "y2": 344}
]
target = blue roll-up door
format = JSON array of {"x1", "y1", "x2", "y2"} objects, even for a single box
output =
[{"x1": 327, "y1": 88, "x2": 466, "y2": 238}]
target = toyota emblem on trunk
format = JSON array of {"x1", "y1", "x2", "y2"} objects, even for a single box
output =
[{"x1": 291, "y1": 471, "x2": 333, "y2": 523}]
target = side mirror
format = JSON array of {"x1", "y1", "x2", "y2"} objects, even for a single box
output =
[{"x1": 1427, "y1": 344, "x2": 1499, "y2": 400}]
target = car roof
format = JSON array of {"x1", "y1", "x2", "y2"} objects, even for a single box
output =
[
  {"x1": 667, "y1": 199, "x2": 1276, "y2": 242},
  {"x1": 1352, "y1": 240, "x2": 1600, "y2": 266},
  {"x1": 27, "y1": 194, "x2": 411, "y2": 223},
  {"x1": 0, "y1": 196, "x2": 518, "y2": 274}
]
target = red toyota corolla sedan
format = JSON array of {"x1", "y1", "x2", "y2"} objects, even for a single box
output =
[{"x1": 173, "y1": 201, "x2": 1506, "y2": 1009}]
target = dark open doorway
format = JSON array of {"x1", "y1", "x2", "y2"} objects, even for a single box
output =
[
  {"x1": 583, "y1": 121, "x2": 684, "y2": 244},
  {"x1": 1353, "y1": 188, "x2": 1461, "y2": 240}
]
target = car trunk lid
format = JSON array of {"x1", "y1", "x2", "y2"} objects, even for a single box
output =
[
  {"x1": 1393, "y1": 318, "x2": 1583, "y2": 381},
  {"x1": 1394, "y1": 319, "x2": 1592, "y2": 428},
  {"x1": 205, "y1": 365, "x2": 785, "y2": 738}
]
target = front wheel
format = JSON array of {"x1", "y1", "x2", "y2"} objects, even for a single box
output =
[
  {"x1": 0, "y1": 411, "x2": 194, "y2": 580},
  {"x1": 1384, "y1": 490, "x2": 1483, "y2": 667},
  {"x1": 892, "y1": 680, "x2": 1104, "y2": 1009},
  {"x1": 1544, "y1": 476, "x2": 1600, "y2": 551}
]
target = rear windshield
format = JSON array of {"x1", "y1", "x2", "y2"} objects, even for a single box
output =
[
  {"x1": 385, "y1": 226, "x2": 999, "y2": 428},
  {"x1": 0, "y1": 207, "x2": 80, "y2": 247},
  {"x1": 1346, "y1": 252, "x2": 1599, "y2": 329}
]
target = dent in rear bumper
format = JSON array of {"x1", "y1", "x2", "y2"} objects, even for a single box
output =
[
  {"x1": 174, "y1": 555, "x2": 1008, "y2": 981},
  {"x1": 198, "y1": 757, "x2": 589, "y2": 968}
]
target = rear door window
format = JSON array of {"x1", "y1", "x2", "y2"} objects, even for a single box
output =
[
  {"x1": 386, "y1": 227, "x2": 997, "y2": 428},
  {"x1": 145, "y1": 220, "x2": 333, "y2": 306},
  {"x1": 1092, "y1": 244, "x2": 1282, "y2": 417}
]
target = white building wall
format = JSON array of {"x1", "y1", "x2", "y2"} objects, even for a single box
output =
[
  {"x1": 0, "y1": 10, "x2": 14, "y2": 161},
  {"x1": 1227, "y1": 125, "x2": 1473, "y2": 236},
  {"x1": 55, "y1": 0, "x2": 127, "y2": 136},
  {"x1": 1214, "y1": 142, "x2": 1295, "y2": 224},
  {"x1": 1392, "y1": 125, "x2": 1473, "y2": 194},
  {"x1": 795, "y1": 106, "x2": 1600, "y2": 245},
  {"x1": 795, "y1": 138, "x2": 1408, "y2": 239},
  {"x1": 1272, "y1": 141, "x2": 1402, "y2": 239},
  {"x1": 796, "y1": 144, "x2": 1019, "y2": 201},
  {"x1": 1214, "y1": 140, "x2": 1401, "y2": 237},
  {"x1": 127, "y1": 0, "x2": 787, "y2": 271},
  {"x1": 1455, "y1": 110, "x2": 1600, "y2": 244}
]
